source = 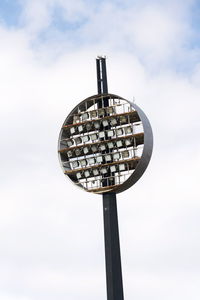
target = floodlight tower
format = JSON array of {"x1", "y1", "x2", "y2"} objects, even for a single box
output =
[{"x1": 58, "y1": 57, "x2": 153, "y2": 300}]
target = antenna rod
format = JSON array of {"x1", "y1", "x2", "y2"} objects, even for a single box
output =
[{"x1": 96, "y1": 56, "x2": 108, "y2": 94}]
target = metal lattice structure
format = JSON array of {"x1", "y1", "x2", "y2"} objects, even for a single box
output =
[{"x1": 58, "y1": 94, "x2": 152, "y2": 194}]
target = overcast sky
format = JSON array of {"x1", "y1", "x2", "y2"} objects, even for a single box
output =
[{"x1": 0, "y1": 0, "x2": 200, "y2": 299}]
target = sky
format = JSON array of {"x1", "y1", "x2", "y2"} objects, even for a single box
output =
[{"x1": 0, "y1": 0, "x2": 200, "y2": 299}]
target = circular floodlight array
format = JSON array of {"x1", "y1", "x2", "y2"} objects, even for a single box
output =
[{"x1": 58, "y1": 94, "x2": 153, "y2": 194}]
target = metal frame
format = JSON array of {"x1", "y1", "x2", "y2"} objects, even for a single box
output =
[{"x1": 58, "y1": 93, "x2": 153, "y2": 194}]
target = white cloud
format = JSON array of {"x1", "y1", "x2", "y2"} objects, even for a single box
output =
[
  {"x1": 18, "y1": 0, "x2": 95, "y2": 35},
  {"x1": 127, "y1": 7, "x2": 186, "y2": 59},
  {"x1": 19, "y1": 0, "x2": 53, "y2": 34}
]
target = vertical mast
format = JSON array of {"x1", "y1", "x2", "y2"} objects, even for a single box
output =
[
  {"x1": 96, "y1": 56, "x2": 124, "y2": 300},
  {"x1": 96, "y1": 56, "x2": 108, "y2": 94}
]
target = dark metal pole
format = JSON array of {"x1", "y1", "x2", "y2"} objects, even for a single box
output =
[
  {"x1": 96, "y1": 56, "x2": 108, "y2": 94},
  {"x1": 103, "y1": 193, "x2": 124, "y2": 300},
  {"x1": 96, "y1": 57, "x2": 124, "y2": 300}
]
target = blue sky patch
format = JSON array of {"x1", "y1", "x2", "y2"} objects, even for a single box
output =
[
  {"x1": 51, "y1": 5, "x2": 88, "y2": 33},
  {"x1": 0, "y1": 0, "x2": 22, "y2": 27}
]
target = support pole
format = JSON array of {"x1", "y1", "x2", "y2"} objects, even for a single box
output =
[
  {"x1": 96, "y1": 56, "x2": 124, "y2": 300},
  {"x1": 103, "y1": 193, "x2": 124, "y2": 300}
]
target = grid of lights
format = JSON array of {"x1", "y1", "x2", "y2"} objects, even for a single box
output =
[{"x1": 58, "y1": 94, "x2": 145, "y2": 194}]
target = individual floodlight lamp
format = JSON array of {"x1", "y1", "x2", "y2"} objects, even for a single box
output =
[
  {"x1": 83, "y1": 146, "x2": 89, "y2": 154},
  {"x1": 78, "y1": 124, "x2": 84, "y2": 133},
  {"x1": 70, "y1": 127, "x2": 76, "y2": 135},
  {"x1": 107, "y1": 141, "x2": 114, "y2": 149},
  {"x1": 72, "y1": 160, "x2": 79, "y2": 168},
  {"x1": 90, "y1": 133, "x2": 98, "y2": 141},
  {"x1": 58, "y1": 57, "x2": 153, "y2": 300},
  {"x1": 110, "y1": 117, "x2": 117, "y2": 126},
  {"x1": 86, "y1": 122, "x2": 92, "y2": 131},
  {"x1": 91, "y1": 144, "x2": 98, "y2": 153},
  {"x1": 88, "y1": 157, "x2": 95, "y2": 165},
  {"x1": 93, "y1": 168, "x2": 99, "y2": 176},
  {"x1": 76, "y1": 172, "x2": 82, "y2": 179},
  {"x1": 99, "y1": 143, "x2": 106, "y2": 151},
  {"x1": 113, "y1": 152, "x2": 121, "y2": 160},
  {"x1": 82, "y1": 112, "x2": 89, "y2": 121},
  {"x1": 74, "y1": 137, "x2": 82, "y2": 145},
  {"x1": 96, "y1": 155, "x2": 103, "y2": 163},
  {"x1": 82, "y1": 135, "x2": 90, "y2": 143}
]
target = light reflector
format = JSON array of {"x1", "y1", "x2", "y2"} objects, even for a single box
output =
[
  {"x1": 119, "y1": 164, "x2": 126, "y2": 171},
  {"x1": 94, "y1": 121, "x2": 100, "y2": 129},
  {"x1": 99, "y1": 131, "x2": 105, "y2": 139},
  {"x1": 76, "y1": 172, "x2": 82, "y2": 179},
  {"x1": 122, "y1": 151, "x2": 129, "y2": 158},
  {"x1": 84, "y1": 170, "x2": 90, "y2": 177},
  {"x1": 72, "y1": 161, "x2": 79, "y2": 168},
  {"x1": 125, "y1": 139, "x2": 132, "y2": 146},
  {"x1": 78, "y1": 125, "x2": 84, "y2": 133},
  {"x1": 107, "y1": 130, "x2": 114, "y2": 137},
  {"x1": 96, "y1": 156, "x2": 103, "y2": 163},
  {"x1": 66, "y1": 139, "x2": 73, "y2": 147},
  {"x1": 88, "y1": 157, "x2": 96, "y2": 165},
  {"x1": 110, "y1": 165, "x2": 117, "y2": 172},
  {"x1": 82, "y1": 112, "x2": 89, "y2": 121},
  {"x1": 116, "y1": 140, "x2": 123, "y2": 148},
  {"x1": 100, "y1": 167, "x2": 107, "y2": 174},
  {"x1": 113, "y1": 152, "x2": 121, "y2": 160},
  {"x1": 105, "y1": 154, "x2": 112, "y2": 162},
  {"x1": 102, "y1": 120, "x2": 109, "y2": 127},
  {"x1": 86, "y1": 123, "x2": 92, "y2": 131},
  {"x1": 116, "y1": 128, "x2": 123, "y2": 136},
  {"x1": 90, "y1": 110, "x2": 97, "y2": 118},
  {"x1": 82, "y1": 135, "x2": 90, "y2": 143},
  {"x1": 67, "y1": 150, "x2": 73, "y2": 158},
  {"x1": 70, "y1": 127, "x2": 76, "y2": 135},
  {"x1": 75, "y1": 137, "x2": 82, "y2": 145},
  {"x1": 93, "y1": 169, "x2": 99, "y2": 176},
  {"x1": 75, "y1": 148, "x2": 82, "y2": 156},
  {"x1": 83, "y1": 147, "x2": 89, "y2": 154},
  {"x1": 90, "y1": 133, "x2": 98, "y2": 141},
  {"x1": 125, "y1": 126, "x2": 132, "y2": 134},
  {"x1": 73, "y1": 115, "x2": 80, "y2": 123},
  {"x1": 99, "y1": 144, "x2": 106, "y2": 151},
  {"x1": 120, "y1": 116, "x2": 127, "y2": 124},
  {"x1": 108, "y1": 142, "x2": 114, "y2": 149},
  {"x1": 110, "y1": 118, "x2": 117, "y2": 126},
  {"x1": 107, "y1": 106, "x2": 115, "y2": 114},
  {"x1": 80, "y1": 159, "x2": 87, "y2": 167},
  {"x1": 91, "y1": 145, "x2": 98, "y2": 152},
  {"x1": 98, "y1": 108, "x2": 105, "y2": 117}
]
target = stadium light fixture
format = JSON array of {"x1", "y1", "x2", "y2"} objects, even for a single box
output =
[
  {"x1": 58, "y1": 90, "x2": 152, "y2": 193},
  {"x1": 58, "y1": 57, "x2": 153, "y2": 300}
]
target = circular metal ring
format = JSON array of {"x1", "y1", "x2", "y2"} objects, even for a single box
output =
[{"x1": 58, "y1": 93, "x2": 153, "y2": 194}]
